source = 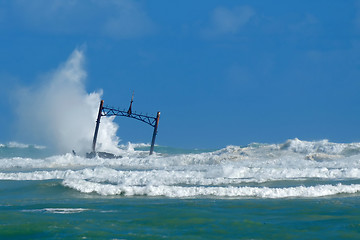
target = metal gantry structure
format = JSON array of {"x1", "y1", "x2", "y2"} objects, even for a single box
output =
[{"x1": 91, "y1": 94, "x2": 160, "y2": 156}]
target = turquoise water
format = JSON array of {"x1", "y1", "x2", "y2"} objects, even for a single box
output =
[
  {"x1": 1, "y1": 140, "x2": 360, "y2": 239},
  {"x1": 1, "y1": 180, "x2": 360, "y2": 239}
]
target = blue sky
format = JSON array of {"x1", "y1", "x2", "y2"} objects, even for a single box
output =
[{"x1": 1, "y1": 0, "x2": 360, "y2": 149}]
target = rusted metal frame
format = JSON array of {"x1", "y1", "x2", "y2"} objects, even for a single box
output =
[
  {"x1": 149, "y1": 112, "x2": 160, "y2": 155},
  {"x1": 101, "y1": 106, "x2": 156, "y2": 127},
  {"x1": 92, "y1": 101, "x2": 160, "y2": 155},
  {"x1": 92, "y1": 100, "x2": 104, "y2": 153}
]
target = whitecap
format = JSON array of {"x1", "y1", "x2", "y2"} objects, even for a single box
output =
[
  {"x1": 22, "y1": 208, "x2": 89, "y2": 214},
  {"x1": 62, "y1": 179, "x2": 360, "y2": 198}
]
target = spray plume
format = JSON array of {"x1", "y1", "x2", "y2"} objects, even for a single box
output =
[{"x1": 16, "y1": 48, "x2": 120, "y2": 154}]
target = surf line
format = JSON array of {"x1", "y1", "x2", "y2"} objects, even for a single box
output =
[{"x1": 87, "y1": 92, "x2": 160, "y2": 158}]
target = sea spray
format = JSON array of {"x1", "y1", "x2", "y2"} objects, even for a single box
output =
[{"x1": 15, "y1": 48, "x2": 120, "y2": 155}]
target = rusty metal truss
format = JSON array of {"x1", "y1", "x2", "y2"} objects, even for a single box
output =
[{"x1": 101, "y1": 106, "x2": 158, "y2": 128}]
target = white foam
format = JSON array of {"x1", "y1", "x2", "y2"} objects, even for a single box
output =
[
  {"x1": 1, "y1": 164, "x2": 360, "y2": 188},
  {"x1": 1, "y1": 143, "x2": 360, "y2": 184},
  {"x1": 119, "y1": 142, "x2": 150, "y2": 149},
  {"x1": 62, "y1": 180, "x2": 360, "y2": 198},
  {"x1": 1, "y1": 142, "x2": 46, "y2": 149},
  {"x1": 8, "y1": 142, "x2": 29, "y2": 148},
  {"x1": 280, "y1": 138, "x2": 360, "y2": 155},
  {"x1": 2, "y1": 139, "x2": 360, "y2": 198},
  {"x1": 22, "y1": 208, "x2": 89, "y2": 214}
]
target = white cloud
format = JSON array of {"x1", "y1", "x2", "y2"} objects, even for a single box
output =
[
  {"x1": 102, "y1": 0, "x2": 155, "y2": 38},
  {"x1": 204, "y1": 6, "x2": 255, "y2": 36},
  {"x1": 11, "y1": 0, "x2": 155, "y2": 38}
]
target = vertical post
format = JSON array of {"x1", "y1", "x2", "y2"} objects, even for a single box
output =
[
  {"x1": 127, "y1": 91, "x2": 134, "y2": 115},
  {"x1": 150, "y1": 111, "x2": 160, "y2": 155},
  {"x1": 92, "y1": 100, "x2": 104, "y2": 153}
]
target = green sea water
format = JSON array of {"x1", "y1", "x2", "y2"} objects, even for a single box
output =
[
  {"x1": 1, "y1": 180, "x2": 360, "y2": 239},
  {"x1": 2, "y1": 140, "x2": 360, "y2": 239}
]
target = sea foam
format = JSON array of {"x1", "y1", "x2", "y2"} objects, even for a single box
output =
[
  {"x1": 1, "y1": 138, "x2": 360, "y2": 199},
  {"x1": 62, "y1": 179, "x2": 360, "y2": 198}
]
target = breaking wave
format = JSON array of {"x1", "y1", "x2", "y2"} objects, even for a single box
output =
[
  {"x1": 8, "y1": 48, "x2": 360, "y2": 198},
  {"x1": 0, "y1": 142, "x2": 46, "y2": 149},
  {"x1": 62, "y1": 180, "x2": 360, "y2": 198},
  {"x1": 1, "y1": 138, "x2": 360, "y2": 199}
]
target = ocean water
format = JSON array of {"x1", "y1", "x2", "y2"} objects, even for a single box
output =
[{"x1": 1, "y1": 139, "x2": 360, "y2": 239}]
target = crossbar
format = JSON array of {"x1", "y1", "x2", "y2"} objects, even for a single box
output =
[
  {"x1": 91, "y1": 99, "x2": 160, "y2": 156},
  {"x1": 102, "y1": 106, "x2": 158, "y2": 128}
]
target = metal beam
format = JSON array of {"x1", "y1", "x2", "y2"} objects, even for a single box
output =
[
  {"x1": 92, "y1": 100, "x2": 104, "y2": 153},
  {"x1": 150, "y1": 111, "x2": 160, "y2": 155},
  {"x1": 102, "y1": 107, "x2": 158, "y2": 127},
  {"x1": 91, "y1": 99, "x2": 160, "y2": 155}
]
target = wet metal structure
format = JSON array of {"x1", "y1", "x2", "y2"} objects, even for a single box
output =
[{"x1": 91, "y1": 94, "x2": 160, "y2": 155}]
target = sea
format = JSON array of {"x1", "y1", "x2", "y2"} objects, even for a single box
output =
[{"x1": 1, "y1": 138, "x2": 360, "y2": 239}]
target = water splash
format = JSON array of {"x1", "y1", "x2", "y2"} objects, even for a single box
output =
[{"x1": 15, "y1": 48, "x2": 120, "y2": 155}]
